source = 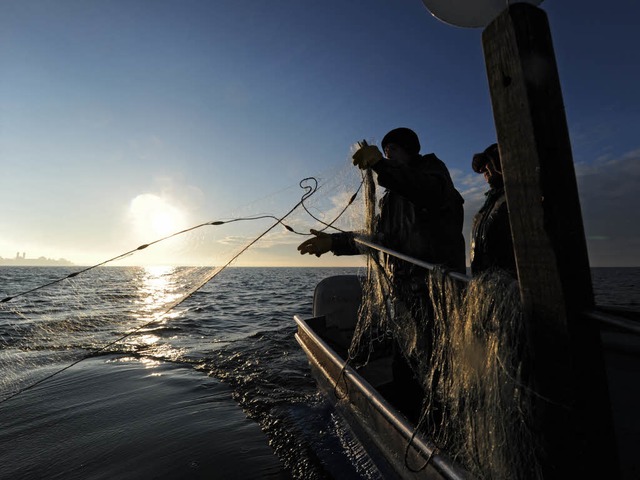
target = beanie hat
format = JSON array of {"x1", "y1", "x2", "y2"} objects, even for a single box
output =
[
  {"x1": 472, "y1": 143, "x2": 501, "y2": 174},
  {"x1": 381, "y1": 128, "x2": 421, "y2": 156}
]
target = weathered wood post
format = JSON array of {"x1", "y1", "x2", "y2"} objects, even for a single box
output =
[{"x1": 482, "y1": 4, "x2": 618, "y2": 478}]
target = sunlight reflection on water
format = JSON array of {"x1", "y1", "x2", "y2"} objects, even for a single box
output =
[{"x1": 135, "y1": 265, "x2": 184, "y2": 317}]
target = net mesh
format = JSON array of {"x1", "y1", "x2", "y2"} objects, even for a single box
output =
[
  {"x1": 0, "y1": 163, "x2": 366, "y2": 403},
  {"x1": 1, "y1": 158, "x2": 545, "y2": 478},
  {"x1": 348, "y1": 172, "x2": 543, "y2": 479}
]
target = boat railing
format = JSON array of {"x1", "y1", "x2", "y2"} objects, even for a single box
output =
[
  {"x1": 354, "y1": 236, "x2": 640, "y2": 336},
  {"x1": 354, "y1": 237, "x2": 471, "y2": 283}
]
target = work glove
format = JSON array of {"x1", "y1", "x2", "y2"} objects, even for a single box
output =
[
  {"x1": 352, "y1": 144, "x2": 383, "y2": 170},
  {"x1": 297, "y1": 229, "x2": 332, "y2": 257}
]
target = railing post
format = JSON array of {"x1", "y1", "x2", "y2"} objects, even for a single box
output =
[{"x1": 482, "y1": 4, "x2": 618, "y2": 478}]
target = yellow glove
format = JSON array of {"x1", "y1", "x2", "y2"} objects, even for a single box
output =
[{"x1": 352, "y1": 145, "x2": 382, "y2": 169}]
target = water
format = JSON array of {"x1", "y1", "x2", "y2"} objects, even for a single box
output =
[
  {"x1": 0, "y1": 266, "x2": 638, "y2": 479},
  {"x1": 591, "y1": 267, "x2": 640, "y2": 310}
]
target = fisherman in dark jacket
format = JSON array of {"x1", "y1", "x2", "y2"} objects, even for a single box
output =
[
  {"x1": 469, "y1": 143, "x2": 516, "y2": 276},
  {"x1": 298, "y1": 127, "x2": 466, "y2": 421},
  {"x1": 297, "y1": 127, "x2": 466, "y2": 275}
]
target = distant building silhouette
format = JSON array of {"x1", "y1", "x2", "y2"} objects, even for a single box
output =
[{"x1": 1, "y1": 253, "x2": 72, "y2": 266}]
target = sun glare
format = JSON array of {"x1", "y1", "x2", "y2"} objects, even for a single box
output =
[{"x1": 129, "y1": 194, "x2": 187, "y2": 239}]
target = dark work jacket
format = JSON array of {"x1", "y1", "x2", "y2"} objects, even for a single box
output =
[
  {"x1": 470, "y1": 187, "x2": 516, "y2": 275},
  {"x1": 331, "y1": 154, "x2": 466, "y2": 276}
]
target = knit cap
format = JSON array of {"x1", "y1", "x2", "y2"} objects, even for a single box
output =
[
  {"x1": 472, "y1": 143, "x2": 501, "y2": 173},
  {"x1": 381, "y1": 128, "x2": 421, "y2": 156}
]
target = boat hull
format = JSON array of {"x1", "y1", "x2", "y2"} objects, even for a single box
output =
[{"x1": 295, "y1": 312, "x2": 470, "y2": 480}]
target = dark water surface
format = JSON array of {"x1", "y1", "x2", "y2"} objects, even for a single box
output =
[
  {"x1": 2, "y1": 357, "x2": 286, "y2": 479},
  {"x1": 0, "y1": 267, "x2": 374, "y2": 480},
  {"x1": 0, "y1": 266, "x2": 637, "y2": 479}
]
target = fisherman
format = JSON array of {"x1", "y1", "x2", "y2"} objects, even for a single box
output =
[
  {"x1": 297, "y1": 127, "x2": 465, "y2": 274},
  {"x1": 298, "y1": 127, "x2": 465, "y2": 420},
  {"x1": 469, "y1": 143, "x2": 516, "y2": 276}
]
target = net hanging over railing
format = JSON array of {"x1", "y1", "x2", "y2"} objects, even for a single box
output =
[{"x1": 345, "y1": 170, "x2": 544, "y2": 480}]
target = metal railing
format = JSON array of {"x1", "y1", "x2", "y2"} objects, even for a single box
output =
[
  {"x1": 355, "y1": 236, "x2": 640, "y2": 336},
  {"x1": 354, "y1": 237, "x2": 470, "y2": 283}
]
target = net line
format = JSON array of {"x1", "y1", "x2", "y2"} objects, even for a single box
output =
[{"x1": 0, "y1": 171, "x2": 365, "y2": 404}]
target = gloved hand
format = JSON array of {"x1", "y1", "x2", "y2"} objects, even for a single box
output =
[
  {"x1": 297, "y1": 229, "x2": 333, "y2": 257},
  {"x1": 352, "y1": 145, "x2": 383, "y2": 170}
]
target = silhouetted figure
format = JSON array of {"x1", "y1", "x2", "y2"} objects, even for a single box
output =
[
  {"x1": 298, "y1": 127, "x2": 465, "y2": 274},
  {"x1": 298, "y1": 127, "x2": 466, "y2": 421},
  {"x1": 470, "y1": 143, "x2": 516, "y2": 276}
]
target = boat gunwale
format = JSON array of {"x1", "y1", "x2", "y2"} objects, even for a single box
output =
[{"x1": 294, "y1": 314, "x2": 471, "y2": 480}]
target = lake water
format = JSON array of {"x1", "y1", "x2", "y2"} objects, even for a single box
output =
[{"x1": 0, "y1": 266, "x2": 638, "y2": 479}]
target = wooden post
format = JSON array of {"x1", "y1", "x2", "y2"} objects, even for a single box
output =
[{"x1": 482, "y1": 4, "x2": 618, "y2": 478}]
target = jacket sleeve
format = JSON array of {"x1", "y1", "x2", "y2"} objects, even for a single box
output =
[
  {"x1": 371, "y1": 155, "x2": 449, "y2": 209},
  {"x1": 329, "y1": 231, "x2": 360, "y2": 256}
]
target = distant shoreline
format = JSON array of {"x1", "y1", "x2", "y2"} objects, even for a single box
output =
[
  {"x1": 0, "y1": 257, "x2": 74, "y2": 267},
  {"x1": 0, "y1": 263, "x2": 636, "y2": 269}
]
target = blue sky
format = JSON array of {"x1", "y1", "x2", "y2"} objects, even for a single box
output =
[{"x1": 1, "y1": 0, "x2": 638, "y2": 267}]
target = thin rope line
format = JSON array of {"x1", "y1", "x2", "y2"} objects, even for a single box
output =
[{"x1": 0, "y1": 175, "x2": 363, "y2": 404}]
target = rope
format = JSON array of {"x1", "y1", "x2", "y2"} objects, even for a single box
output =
[
  {"x1": 0, "y1": 175, "x2": 362, "y2": 404},
  {"x1": 1, "y1": 177, "x2": 345, "y2": 303},
  {"x1": 301, "y1": 175, "x2": 364, "y2": 234}
]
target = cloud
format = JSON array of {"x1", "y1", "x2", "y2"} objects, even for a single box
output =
[
  {"x1": 575, "y1": 149, "x2": 640, "y2": 266},
  {"x1": 453, "y1": 148, "x2": 640, "y2": 267},
  {"x1": 453, "y1": 168, "x2": 488, "y2": 264}
]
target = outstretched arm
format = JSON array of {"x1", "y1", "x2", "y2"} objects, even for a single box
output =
[
  {"x1": 297, "y1": 229, "x2": 333, "y2": 257},
  {"x1": 297, "y1": 229, "x2": 360, "y2": 257}
]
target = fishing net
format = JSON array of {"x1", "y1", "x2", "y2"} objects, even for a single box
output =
[
  {"x1": 348, "y1": 172, "x2": 544, "y2": 479},
  {"x1": 0, "y1": 161, "x2": 366, "y2": 404},
  {"x1": 1, "y1": 151, "x2": 545, "y2": 478}
]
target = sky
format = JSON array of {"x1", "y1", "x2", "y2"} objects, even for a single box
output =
[{"x1": 1, "y1": 0, "x2": 638, "y2": 267}]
